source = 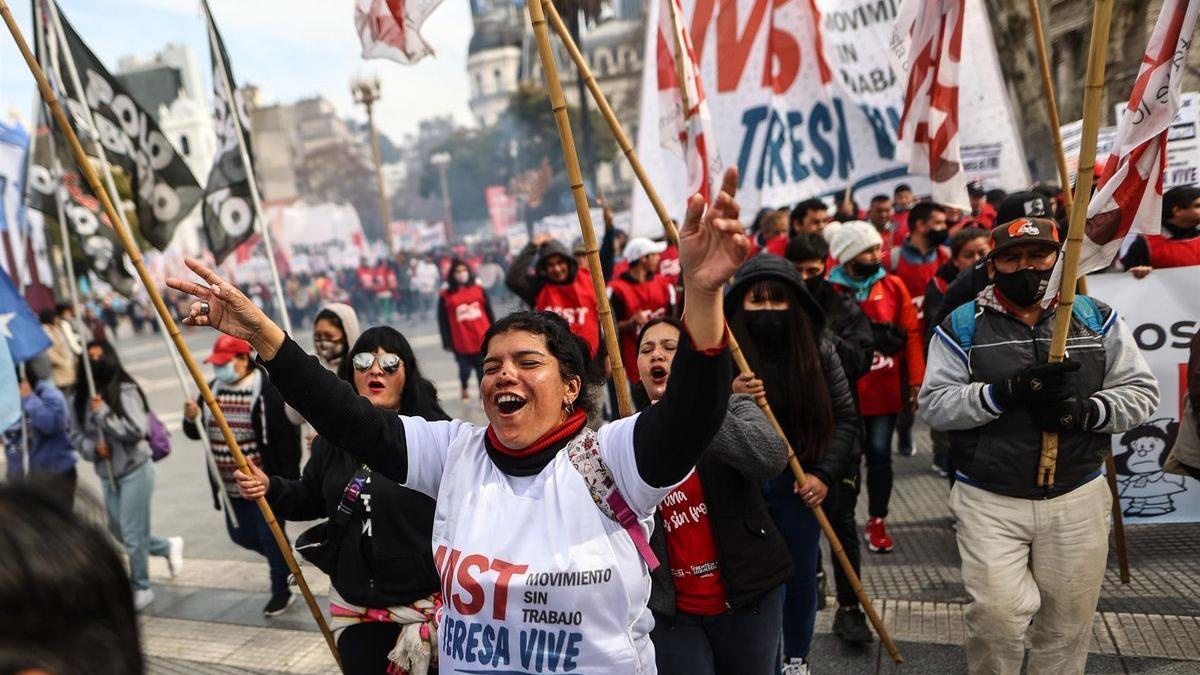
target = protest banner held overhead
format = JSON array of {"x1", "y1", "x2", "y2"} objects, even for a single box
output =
[{"x1": 632, "y1": 0, "x2": 1029, "y2": 234}]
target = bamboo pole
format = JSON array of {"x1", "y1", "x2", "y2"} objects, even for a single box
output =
[
  {"x1": 540, "y1": 0, "x2": 902, "y2": 661},
  {"x1": 1037, "y1": 0, "x2": 1115, "y2": 489},
  {"x1": 0, "y1": 5, "x2": 342, "y2": 669},
  {"x1": 1025, "y1": 0, "x2": 1129, "y2": 582},
  {"x1": 527, "y1": 0, "x2": 633, "y2": 416}
]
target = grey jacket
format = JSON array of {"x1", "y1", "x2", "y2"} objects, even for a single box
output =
[
  {"x1": 919, "y1": 289, "x2": 1158, "y2": 498},
  {"x1": 73, "y1": 382, "x2": 151, "y2": 480}
]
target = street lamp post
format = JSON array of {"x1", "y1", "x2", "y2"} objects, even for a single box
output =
[
  {"x1": 430, "y1": 151, "x2": 453, "y2": 243},
  {"x1": 351, "y1": 73, "x2": 393, "y2": 256}
]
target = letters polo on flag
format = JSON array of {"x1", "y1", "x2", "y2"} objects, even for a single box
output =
[
  {"x1": 202, "y1": 0, "x2": 258, "y2": 264},
  {"x1": 655, "y1": 0, "x2": 722, "y2": 203},
  {"x1": 355, "y1": 0, "x2": 443, "y2": 65},
  {"x1": 892, "y1": 0, "x2": 969, "y2": 209},
  {"x1": 1081, "y1": 0, "x2": 1200, "y2": 276}
]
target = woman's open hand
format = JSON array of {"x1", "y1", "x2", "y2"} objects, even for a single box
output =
[
  {"x1": 678, "y1": 167, "x2": 748, "y2": 295},
  {"x1": 166, "y1": 258, "x2": 285, "y2": 359}
]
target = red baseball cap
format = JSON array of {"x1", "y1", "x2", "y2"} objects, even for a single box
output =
[{"x1": 205, "y1": 335, "x2": 252, "y2": 365}]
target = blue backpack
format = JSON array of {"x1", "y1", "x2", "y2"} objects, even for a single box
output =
[{"x1": 948, "y1": 295, "x2": 1104, "y2": 353}]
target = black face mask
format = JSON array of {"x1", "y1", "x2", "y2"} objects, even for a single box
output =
[
  {"x1": 745, "y1": 309, "x2": 789, "y2": 353},
  {"x1": 926, "y1": 228, "x2": 949, "y2": 247},
  {"x1": 994, "y1": 268, "x2": 1054, "y2": 306},
  {"x1": 803, "y1": 275, "x2": 823, "y2": 294},
  {"x1": 849, "y1": 260, "x2": 881, "y2": 278},
  {"x1": 89, "y1": 359, "x2": 114, "y2": 385}
]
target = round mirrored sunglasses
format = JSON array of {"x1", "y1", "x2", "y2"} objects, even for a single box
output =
[{"x1": 352, "y1": 352, "x2": 403, "y2": 373}]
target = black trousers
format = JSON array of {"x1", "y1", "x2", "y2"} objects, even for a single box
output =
[
  {"x1": 825, "y1": 469, "x2": 864, "y2": 607},
  {"x1": 338, "y1": 622, "x2": 403, "y2": 674}
]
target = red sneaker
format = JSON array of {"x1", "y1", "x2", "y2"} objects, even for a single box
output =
[{"x1": 865, "y1": 517, "x2": 894, "y2": 553}]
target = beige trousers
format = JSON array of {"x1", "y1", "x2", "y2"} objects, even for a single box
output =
[{"x1": 949, "y1": 476, "x2": 1110, "y2": 675}]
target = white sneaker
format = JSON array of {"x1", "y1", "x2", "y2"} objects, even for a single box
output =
[
  {"x1": 133, "y1": 588, "x2": 155, "y2": 612},
  {"x1": 166, "y1": 536, "x2": 184, "y2": 578},
  {"x1": 781, "y1": 659, "x2": 811, "y2": 675}
]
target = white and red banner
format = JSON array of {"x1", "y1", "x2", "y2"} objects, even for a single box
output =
[
  {"x1": 891, "y1": 0, "x2": 969, "y2": 209},
  {"x1": 1080, "y1": 0, "x2": 1200, "y2": 276},
  {"x1": 354, "y1": 0, "x2": 443, "y2": 65},
  {"x1": 632, "y1": 0, "x2": 1029, "y2": 236},
  {"x1": 656, "y1": 0, "x2": 723, "y2": 202}
]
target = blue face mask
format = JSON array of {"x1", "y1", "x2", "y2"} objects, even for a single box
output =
[{"x1": 213, "y1": 362, "x2": 239, "y2": 384}]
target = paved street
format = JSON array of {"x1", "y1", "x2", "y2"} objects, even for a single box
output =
[{"x1": 7, "y1": 309, "x2": 1200, "y2": 673}]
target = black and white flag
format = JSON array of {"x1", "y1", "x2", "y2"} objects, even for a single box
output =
[
  {"x1": 202, "y1": 0, "x2": 257, "y2": 264},
  {"x1": 44, "y1": 1, "x2": 201, "y2": 251}
]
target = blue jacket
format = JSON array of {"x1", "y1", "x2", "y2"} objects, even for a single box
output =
[{"x1": 22, "y1": 380, "x2": 77, "y2": 474}]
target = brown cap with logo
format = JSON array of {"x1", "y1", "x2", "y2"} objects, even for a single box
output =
[{"x1": 988, "y1": 217, "x2": 1061, "y2": 257}]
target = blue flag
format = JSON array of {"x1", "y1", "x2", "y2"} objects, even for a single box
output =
[
  {"x1": 0, "y1": 331, "x2": 18, "y2": 434},
  {"x1": 0, "y1": 267, "x2": 50, "y2": 363}
]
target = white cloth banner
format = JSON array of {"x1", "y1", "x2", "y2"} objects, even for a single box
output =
[
  {"x1": 1088, "y1": 267, "x2": 1200, "y2": 524},
  {"x1": 632, "y1": 0, "x2": 1029, "y2": 237}
]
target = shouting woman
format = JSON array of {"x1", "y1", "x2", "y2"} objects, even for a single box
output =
[{"x1": 168, "y1": 168, "x2": 747, "y2": 674}]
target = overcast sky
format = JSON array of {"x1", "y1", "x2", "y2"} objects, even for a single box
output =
[{"x1": 0, "y1": 0, "x2": 476, "y2": 142}]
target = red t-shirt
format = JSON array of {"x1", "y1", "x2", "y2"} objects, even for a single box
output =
[{"x1": 659, "y1": 472, "x2": 727, "y2": 615}]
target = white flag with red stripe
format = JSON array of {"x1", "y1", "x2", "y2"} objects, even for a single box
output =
[
  {"x1": 1080, "y1": 0, "x2": 1200, "y2": 275},
  {"x1": 655, "y1": 0, "x2": 721, "y2": 203},
  {"x1": 891, "y1": 0, "x2": 969, "y2": 209},
  {"x1": 354, "y1": 0, "x2": 442, "y2": 65}
]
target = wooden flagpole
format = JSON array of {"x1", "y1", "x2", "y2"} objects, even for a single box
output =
[
  {"x1": 539, "y1": 0, "x2": 902, "y2": 662},
  {"x1": 1037, "y1": 0, "x2": 1115, "y2": 489},
  {"x1": 0, "y1": 4, "x2": 342, "y2": 669},
  {"x1": 527, "y1": 0, "x2": 633, "y2": 416},
  {"x1": 1026, "y1": 0, "x2": 1129, "y2": 583}
]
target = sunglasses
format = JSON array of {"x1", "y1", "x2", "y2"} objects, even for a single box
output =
[{"x1": 352, "y1": 352, "x2": 403, "y2": 374}]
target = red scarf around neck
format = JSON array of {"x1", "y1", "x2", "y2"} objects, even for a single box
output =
[{"x1": 486, "y1": 409, "x2": 588, "y2": 458}]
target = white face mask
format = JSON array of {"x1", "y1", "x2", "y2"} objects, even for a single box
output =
[
  {"x1": 314, "y1": 339, "x2": 346, "y2": 365},
  {"x1": 454, "y1": 271, "x2": 470, "y2": 284}
]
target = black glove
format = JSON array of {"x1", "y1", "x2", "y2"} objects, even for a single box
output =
[
  {"x1": 870, "y1": 321, "x2": 907, "y2": 356},
  {"x1": 991, "y1": 360, "x2": 1081, "y2": 410},
  {"x1": 1031, "y1": 396, "x2": 1100, "y2": 433}
]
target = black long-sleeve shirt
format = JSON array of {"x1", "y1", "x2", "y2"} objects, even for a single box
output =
[{"x1": 259, "y1": 333, "x2": 731, "y2": 489}]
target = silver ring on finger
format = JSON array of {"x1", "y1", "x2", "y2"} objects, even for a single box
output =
[{"x1": 199, "y1": 300, "x2": 210, "y2": 316}]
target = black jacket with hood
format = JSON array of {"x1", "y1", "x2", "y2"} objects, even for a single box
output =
[
  {"x1": 724, "y1": 254, "x2": 861, "y2": 487},
  {"x1": 504, "y1": 239, "x2": 578, "y2": 307}
]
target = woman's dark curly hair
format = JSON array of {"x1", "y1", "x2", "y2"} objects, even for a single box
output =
[{"x1": 481, "y1": 311, "x2": 604, "y2": 418}]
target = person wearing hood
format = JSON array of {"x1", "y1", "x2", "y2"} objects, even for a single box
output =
[
  {"x1": 827, "y1": 222, "x2": 924, "y2": 555},
  {"x1": 72, "y1": 340, "x2": 183, "y2": 612},
  {"x1": 438, "y1": 259, "x2": 496, "y2": 401},
  {"x1": 505, "y1": 232, "x2": 601, "y2": 357},
  {"x1": 1122, "y1": 185, "x2": 1200, "y2": 276},
  {"x1": 10, "y1": 354, "x2": 78, "y2": 511},
  {"x1": 182, "y1": 336, "x2": 301, "y2": 617},
  {"x1": 724, "y1": 254, "x2": 861, "y2": 674},
  {"x1": 609, "y1": 237, "x2": 677, "y2": 384},
  {"x1": 235, "y1": 327, "x2": 448, "y2": 673},
  {"x1": 285, "y1": 303, "x2": 362, "y2": 428}
]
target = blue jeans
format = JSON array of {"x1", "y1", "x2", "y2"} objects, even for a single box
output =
[
  {"x1": 100, "y1": 460, "x2": 170, "y2": 591},
  {"x1": 764, "y1": 473, "x2": 822, "y2": 660},
  {"x1": 226, "y1": 497, "x2": 290, "y2": 596},
  {"x1": 864, "y1": 414, "x2": 899, "y2": 518},
  {"x1": 651, "y1": 585, "x2": 784, "y2": 675},
  {"x1": 455, "y1": 353, "x2": 484, "y2": 390}
]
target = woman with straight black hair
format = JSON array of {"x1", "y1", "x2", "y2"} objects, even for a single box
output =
[
  {"x1": 72, "y1": 340, "x2": 182, "y2": 612},
  {"x1": 438, "y1": 258, "x2": 495, "y2": 401},
  {"x1": 236, "y1": 326, "x2": 447, "y2": 673},
  {"x1": 724, "y1": 255, "x2": 860, "y2": 675}
]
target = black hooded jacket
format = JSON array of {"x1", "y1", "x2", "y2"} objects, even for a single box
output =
[
  {"x1": 724, "y1": 254, "x2": 860, "y2": 486},
  {"x1": 504, "y1": 239, "x2": 578, "y2": 307}
]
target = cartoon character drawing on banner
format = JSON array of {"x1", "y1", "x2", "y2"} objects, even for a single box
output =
[{"x1": 1115, "y1": 418, "x2": 1187, "y2": 517}]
